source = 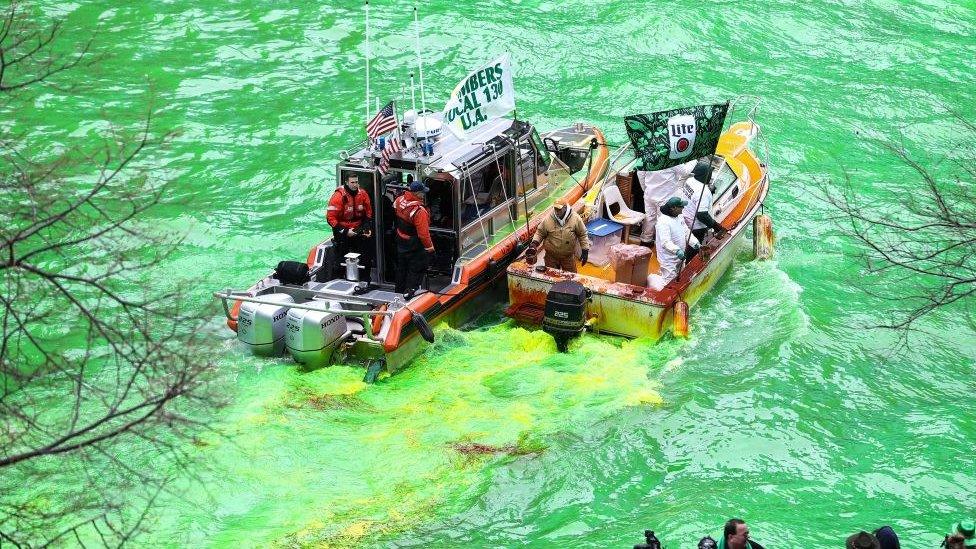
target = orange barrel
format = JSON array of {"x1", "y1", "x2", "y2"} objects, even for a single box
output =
[
  {"x1": 673, "y1": 300, "x2": 689, "y2": 338},
  {"x1": 753, "y1": 213, "x2": 774, "y2": 260}
]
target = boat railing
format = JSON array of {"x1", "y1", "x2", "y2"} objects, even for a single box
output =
[
  {"x1": 728, "y1": 95, "x2": 769, "y2": 174},
  {"x1": 728, "y1": 95, "x2": 761, "y2": 127},
  {"x1": 600, "y1": 143, "x2": 635, "y2": 187},
  {"x1": 338, "y1": 137, "x2": 373, "y2": 163},
  {"x1": 214, "y1": 288, "x2": 403, "y2": 341}
]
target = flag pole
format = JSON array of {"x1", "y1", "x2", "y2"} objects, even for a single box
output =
[
  {"x1": 365, "y1": 1, "x2": 371, "y2": 138},
  {"x1": 392, "y1": 100, "x2": 401, "y2": 143},
  {"x1": 413, "y1": 6, "x2": 427, "y2": 112},
  {"x1": 410, "y1": 72, "x2": 417, "y2": 113}
]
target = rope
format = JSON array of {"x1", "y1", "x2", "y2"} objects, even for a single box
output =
[
  {"x1": 488, "y1": 143, "x2": 518, "y2": 233},
  {"x1": 517, "y1": 134, "x2": 533, "y2": 241},
  {"x1": 461, "y1": 163, "x2": 490, "y2": 250}
]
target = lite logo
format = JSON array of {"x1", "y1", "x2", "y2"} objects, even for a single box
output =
[{"x1": 668, "y1": 115, "x2": 696, "y2": 160}]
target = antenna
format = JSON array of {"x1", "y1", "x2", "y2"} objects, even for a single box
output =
[
  {"x1": 365, "y1": 1, "x2": 371, "y2": 135},
  {"x1": 410, "y1": 72, "x2": 417, "y2": 112},
  {"x1": 413, "y1": 6, "x2": 427, "y2": 112}
]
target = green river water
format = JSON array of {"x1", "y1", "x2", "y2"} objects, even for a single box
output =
[{"x1": 18, "y1": 0, "x2": 976, "y2": 546}]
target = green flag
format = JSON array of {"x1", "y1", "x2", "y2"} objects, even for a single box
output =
[{"x1": 624, "y1": 103, "x2": 730, "y2": 171}]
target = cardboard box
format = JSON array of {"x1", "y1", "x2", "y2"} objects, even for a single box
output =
[{"x1": 610, "y1": 243, "x2": 653, "y2": 286}]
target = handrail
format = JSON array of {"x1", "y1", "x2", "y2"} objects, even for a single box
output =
[
  {"x1": 213, "y1": 291, "x2": 398, "y2": 341},
  {"x1": 598, "y1": 143, "x2": 634, "y2": 188}
]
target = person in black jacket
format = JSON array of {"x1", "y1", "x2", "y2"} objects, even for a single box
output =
[{"x1": 719, "y1": 518, "x2": 766, "y2": 549}]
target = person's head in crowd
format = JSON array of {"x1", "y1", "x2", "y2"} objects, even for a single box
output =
[
  {"x1": 947, "y1": 534, "x2": 968, "y2": 549},
  {"x1": 845, "y1": 531, "x2": 880, "y2": 549},
  {"x1": 723, "y1": 518, "x2": 751, "y2": 549},
  {"x1": 950, "y1": 520, "x2": 976, "y2": 549},
  {"x1": 698, "y1": 535, "x2": 717, "y2": 549},
  {"x1": 872, "y1": 525, "x2": 900, "y2": 549}
]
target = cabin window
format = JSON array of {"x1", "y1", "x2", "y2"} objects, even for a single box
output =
[
  {"x1": 338, "y1": 169, "x2": 378, "y2": 204},
  {"x1": 515, "y1": 139, "x2": 538, "y2": 194},
  {"x1": 711, "y1": 163, "x2": 738, "y2": 199},
  {"x1": 425, "y1": 176, "x2": 455, "y2": 230},
  {"x1": 457, "y1": 151, "x2": 520, "y2": 252},
  {"x1": 531, "y1": 128, "x2": 552, "y2": 168},
  {"x1": 459, "y1": 161, "x2": 509, "y2": 226},
  {"x1": 341, "y1": 170, "x2": 370, "y2": 188}
]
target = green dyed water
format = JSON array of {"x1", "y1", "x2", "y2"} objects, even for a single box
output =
[{"x1": 20, "y1": 0, "x2": 976, "y2": 546}]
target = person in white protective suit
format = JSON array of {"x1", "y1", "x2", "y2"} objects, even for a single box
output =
[
  {"x1": 636, "y1": 159, "x2": 698, "y2": 246},
  {"x1": 647, "y1": 196, "x2": 700, "y2": 291},
  {"x1": 676, "y1": 161, "x2": 728, "y2": 260}
]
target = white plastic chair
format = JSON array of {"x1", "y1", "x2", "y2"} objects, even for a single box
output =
[{"x1": 601, "y1": 185, "x2": 644, "y2": 241}]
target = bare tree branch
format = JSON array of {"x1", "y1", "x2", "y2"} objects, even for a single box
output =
[
  {"x1": 814, "y1": 113, "x2": 976, "y2": 331},
  {"x1": 0, "y1": 3, "x2": 222, "y2": 546}
]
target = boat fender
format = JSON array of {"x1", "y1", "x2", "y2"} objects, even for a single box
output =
[
  {"x1": 275, "y1": 260, "x2": 310, "y2": 285},
  {"x1": 364, "y1": 359, "x2": 384, "y2": 384},
  {"x1": 753, "y1": 213, "x2": 774, "y2": 260},
  {"x1": 673, "y1": 300, "x2": 689, "y2": 338},
  {"x1": 371, "y1": 305, "x2": 387, "y2": 336},
  {"x1": 227, "y1": 299, "x2": 242, "y2": 332},
  {"x1": 411, "y1": 310, "x2": 435, "y2": 343}
]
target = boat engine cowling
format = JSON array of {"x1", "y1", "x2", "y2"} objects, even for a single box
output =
[
  {"x1": 542, "y1": 280, "x2": 589, "y2": 352},
  {"x1": 237, "y1": 293, "x2": 295, "y2": 356},
  {"x1": 285, "y1": 300, "x2": 349, "y2": 370}
]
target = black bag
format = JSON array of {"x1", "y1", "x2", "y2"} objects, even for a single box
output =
[{"x1": 274, "y1": 261, "x2": 310, "y2": 285}]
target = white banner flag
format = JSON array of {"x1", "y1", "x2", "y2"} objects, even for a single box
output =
[{"x1": 441, "y1": 53, "x2": 515, "y2": 139}]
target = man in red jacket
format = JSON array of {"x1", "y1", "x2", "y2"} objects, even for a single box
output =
[
  {"x1": 393, "y1": 180, "x2": 435, "y2": 296},
  {"x1": 326, "y1": 173, "x2": 373, "y2": 282}
]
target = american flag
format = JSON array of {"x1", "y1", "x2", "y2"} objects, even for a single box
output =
[
  {"x1": 378, "y1": 131, "x2": 402, "y2": 175},
  {"x1": 366, "y1": 101, "x2": 398, "y2": 139}
]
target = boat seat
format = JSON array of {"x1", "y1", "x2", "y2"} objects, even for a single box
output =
[{"x1": 602, "y1": 184, "x2": 644, "y2": 240}]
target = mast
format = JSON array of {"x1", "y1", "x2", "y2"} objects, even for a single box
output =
[
  {"x1": 365, "y1": 1, "x2": 371, "y2": 135},
  {"x1": 410, "y1": 73, "x2": 417, "y2": 112},
  {"x1": 413, "y1": 6, "x2": 427, "y2": 112}
]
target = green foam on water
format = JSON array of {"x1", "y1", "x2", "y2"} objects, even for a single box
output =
[{"x1": 163, "y1": 323, "x2": 662, "y2": 546}]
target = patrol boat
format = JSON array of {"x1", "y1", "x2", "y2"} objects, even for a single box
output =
[
  {"x1": 215, "y1": 114, "x2": 609, "y2": 380},
  {"x1": 505, "y1": 101, "x2": 772, "y2": 350}
]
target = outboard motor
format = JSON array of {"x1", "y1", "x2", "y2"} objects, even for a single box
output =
[
  {"x1": 542, "y1": 280, "x2": 589, "y2": 352},
  {"x1": 545, "y1": 129, "x2": 594, "y2": 174},
  {"x1": 237, "y1": 293, "x2": 295, "y2": 356},
  {"x1": 285, "y1": 300, "x2": 349, "y2": 370}
]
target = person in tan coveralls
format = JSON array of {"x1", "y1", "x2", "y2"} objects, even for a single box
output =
[{"x1": 528, "y1": 197, "x2": 591, "y2": 273}]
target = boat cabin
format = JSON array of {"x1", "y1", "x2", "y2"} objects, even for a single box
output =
[{"x1": 329, "y1": 115, "x2": 560, "y2": 293}]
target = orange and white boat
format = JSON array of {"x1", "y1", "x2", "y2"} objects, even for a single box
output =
[
  {"x1": 505, "y1": 103, "x2": 772, "y2": 348},
  {"x1": 216, "y1": 115, "x2": 609, "y2": 380}
]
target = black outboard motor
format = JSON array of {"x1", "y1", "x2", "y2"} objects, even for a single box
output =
[
  {"x1": 542, "y1": 280, "x2": 589, "y2": 352},
  {"x1": 274, "y1": 260, "x2": 310, "y2": 285},
  {"x1": 633, "y1": 530, "x2": 662, "y2": 549},
  {"x1": 545, "y1": 136, "x2": 594, "y2": 174}
]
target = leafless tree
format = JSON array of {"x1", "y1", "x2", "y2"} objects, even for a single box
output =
[
  {"x1": 0, "y1": 2, "x2": 219, "y2": 545},
  {"x1": 818, "y1": 114, "x2": 976, "y2": 332}
]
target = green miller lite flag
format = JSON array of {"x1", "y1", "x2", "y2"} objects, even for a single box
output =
[{"x1": 624, "y1": 102, "x2": 730, "y2": 171}]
